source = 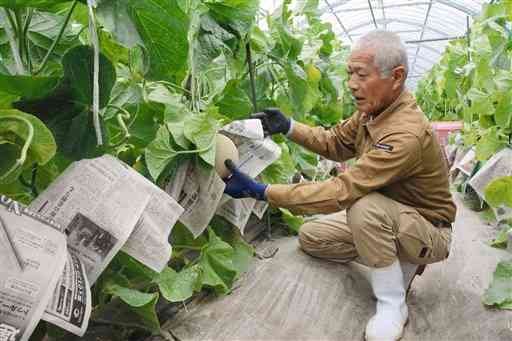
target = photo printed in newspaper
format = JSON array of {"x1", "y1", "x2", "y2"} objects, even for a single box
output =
[
  {"x1": 0, "y1": 196, "x2": 67, "y2": 341},
  {"x1": 42, "y1": 250, "x2": 91, "y2": 336},
  {"x1": 29, "y1": 158, "x2": 151, "y2": 285},
  {"x1": 165, "y1": 159, "x2": 225, "y2": 238}
]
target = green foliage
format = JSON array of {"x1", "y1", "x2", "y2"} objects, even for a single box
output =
[
  {"x1": 0, "y1": 109, "x2": 56, "y2": 183},
  {"x1": 154, "y1": 266, "x2": 201, "y2": 302},
  {"x1": 417, "y1": 1, "x2": 512, "y2": 309},
  {"x1": 0, "y1": 0, "x2": 82, "y2": 9},
  {"x1": 484, "y1": 176, "x2": 512, "y2": 208},
  {"x1": 0, "y1": 0, "x2": 354, "y2": 338},
  {"x1": 260, "y1": 142, "x2": 296, "y2": 184},
  {"x1": 484, "y1": 260, "x2": 512, "y2": 309},
  {"x1": 489, "y1": 224, "x2": 511, "y2": 249},
  {"x1": 61, "y1": 45, "x2": 116, "y2": 109},
  {"x1": 416, "y1": 2, "x2": 512, "y2": 161},
  {"x1": 0, "y1": 74, "x2": 60, "y2": 99},
  {"x1": 279, "y1": 208, "x2": 304, "y2": 234},
  {"x1": 128, "y1": 0, "x2": 190, "y2": 83},
  {"x1": 198, "y1": 227, "x2": 238, "y2": 294}
]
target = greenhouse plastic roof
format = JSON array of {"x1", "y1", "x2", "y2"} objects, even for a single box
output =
[{"x1": 262, "y1": 0, "x2": 489, "y2": 89}]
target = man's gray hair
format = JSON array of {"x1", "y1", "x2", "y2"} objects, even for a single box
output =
[{"x1": 352, "y1": 30, "x2": 409, "y2": 79}]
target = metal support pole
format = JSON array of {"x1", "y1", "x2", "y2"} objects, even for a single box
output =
[
  {"x1": 466, "y1": 15, "x2": 471, "y2": 62},
  {"x1": 405, "y1": 36, "x2": 465, "y2": 44},
  {"x1": 323, "y1": 0, "x2": 353, "y2": 42},
  {"x1": 411, "y1": 0, "x2": 433, "y2": 75},
  {"x1": 367, "y1": 0, "x2": 378, "y2": 29}
]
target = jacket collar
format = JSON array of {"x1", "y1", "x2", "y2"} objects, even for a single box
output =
[{"x1": 362, "y1": 90, "x2": 414, "y2": 140}]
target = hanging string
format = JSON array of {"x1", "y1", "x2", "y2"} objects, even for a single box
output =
[{"x1": 87, "y1": 0, "x2": 103, "y2": 146}]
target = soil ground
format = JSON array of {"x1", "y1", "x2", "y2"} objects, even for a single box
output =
[{"x1": 152, "y1": 194, "x2": 512, "y2": 341}]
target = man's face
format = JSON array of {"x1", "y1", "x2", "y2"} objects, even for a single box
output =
[{"x1": 347, "y1": 48, "x2": 398, "y2": 116}]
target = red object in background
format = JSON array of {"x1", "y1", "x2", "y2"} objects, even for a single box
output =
[{"x1": 431, "y1": 121, "x2": 463, "y2": 146}]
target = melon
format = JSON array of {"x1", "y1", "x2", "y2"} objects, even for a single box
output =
[{"x1": 215, "y1": 134, "x2": 239, "y2": 179}]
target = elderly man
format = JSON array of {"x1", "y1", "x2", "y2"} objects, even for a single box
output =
[{"x1": 224, "y1": 30, "x2": 455, "y2": 341}]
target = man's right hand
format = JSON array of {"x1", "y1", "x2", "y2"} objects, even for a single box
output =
[{"x1": 251, "y1": 108, "x2": 291, "y2": 136}]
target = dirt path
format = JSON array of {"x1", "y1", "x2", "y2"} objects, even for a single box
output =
[{"x1": 153, "y1": 195, "x2": 512, "y2": 340}]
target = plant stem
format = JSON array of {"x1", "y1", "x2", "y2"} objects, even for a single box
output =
[
  {"x1": 86, "y1": 0, "x2": 103, "y2": 146},
  {"x1": 30, "y1": 164, "x2": 38, "y2": 197},
  {"x1": 18, "y1": 164, "x2": 38, "y2": 197},
  {"x1": 23, "y1": 9, "x2": 33, "y2": 74},
  {"x1": 35, "y1": 0, "x2": 77, "y2": 75},
  {"x1": 14, "y1": 9, "x2": 24, "y2": 64},
  {"x1": 0, "y1": 116, "x2": 34, "y2": 182},
  {"x1": 4, "y1": 9, "x2": 17, "y2": 35},
  {"x1": 2, "y1": 9, "x2": 25, "y2": 74},
  {"x1": 246, "y1": 42, "x2": 258, "y2": 112},
  {"x1": 155, "y1": 80, "x2": 191, "y2": 94},
  {"x1": 172, "y1": 245, "x2": 203, "y2": 251},
  {"x1": 106, "y1": 105, "x2": 132, "y2": 147}
]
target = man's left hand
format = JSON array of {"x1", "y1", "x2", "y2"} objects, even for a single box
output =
[{"x1": 224, "y1": 160, "x2": 268, "y2": 201}]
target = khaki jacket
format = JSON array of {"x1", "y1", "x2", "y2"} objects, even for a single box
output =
[{"x1": 266, "y1": 91, "x2": 457, "y2": 224}]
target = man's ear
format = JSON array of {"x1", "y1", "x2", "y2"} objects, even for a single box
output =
[{"x1": 391, "y1": 66, "x2": 406, "y2": 90}]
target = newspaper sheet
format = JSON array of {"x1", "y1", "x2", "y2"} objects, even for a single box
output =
[
  {"x1": 42, "y1": 251, "x2": 91, "y2": 336},
  {"x1": 217, "y1": 120, "x2": 281, "y2": 232},
  {"x1": 165, "y1": 160, "x2": 226, "y2": 238},
  {"x1": 451, "y1": 147, "x2": 477, "y2": 176},
  {"x1": 216, "y1": 197, "x2": 257, "y2": 234},
  {"x1": 236, "y1": 138, "x2": 282, "y2": 178},
  {"x1": 93, "y1": 156, "x2": 185, "y2": 272},
  {"x1": 29, "y1": 158, "x2": 151, "y2": 285},
  {"x1": 221, "y1": 119, "x2": 281, "y2": 178},
  {"x1": 31, "y1": 155, "x2": 184, "y2": 273},
  {"x1": 0, "y1": 196, "x2": 67, "y2": 341},
  {"x1": 221, "y1": 119, "x2": 264, "y2": 140},
  {"x1": 469, "y1": 148, "x2": 512, "y2": 222}
]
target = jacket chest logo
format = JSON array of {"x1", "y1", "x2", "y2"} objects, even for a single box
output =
[{"x1": 374, "y1": 143, "x2": 394, "y2": 152}]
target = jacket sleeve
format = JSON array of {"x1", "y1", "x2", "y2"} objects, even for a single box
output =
[
  {"x1": 288, "y1": 113, "x2": 359, "y2": 162},
  {"x1": 266, "y1": 132, "x2": 422, "y2": 215}
]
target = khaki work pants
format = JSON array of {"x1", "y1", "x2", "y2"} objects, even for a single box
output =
[{"x1": 298, "y1": 192, "x2": 452, "y2": 268}]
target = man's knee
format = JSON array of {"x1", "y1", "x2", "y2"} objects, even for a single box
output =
[
  {"x1": 346, "y1": 193, "x2": 399, "y2": 267},
  {"x1": 298, "y1": 222, "x2": 318, "y2": 253}
]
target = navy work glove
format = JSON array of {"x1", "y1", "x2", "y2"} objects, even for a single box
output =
[
  {"x1": 223, "y1": 160, "x2": 268, "y2": 201},
  {"x1": 251, "y1": 108, "x2": 291, "y2": 136}
]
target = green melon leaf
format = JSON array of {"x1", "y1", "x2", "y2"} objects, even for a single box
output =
[
  {"x1": 475, "y1": 127, "x2": 505, "y2": 161},
  {"x1": 0, "y1": 109, "x2": 56, "y2": 184},
  {"x1": 62, "y1": 45, "x2": 116, "y2": 109},
  {"x1": 128, "y1": 0, "x2": 190, "y2": 83},
  {"x1": 279, "y1": 208, "x2": 304, "y2": 234},
  {"x1": 198, "y1": 227, "x2": 237, "y2": 294},
  {"x1": 0, "y1": 0, "x2": 83, "y2": 9},
  {"x1": 107, "y1": 284, "x2": 160, "y2": 332},
  {"x1": 183, "y1": 113, "x2": 219, "y2": 166},
  {"x1": 145, "y1": 126, "x2": 178, "y2": 181},
  {"x1": 214, "y1": 80, "x2": 253, "y2": 120},
  {"x1": 0, "y1": 74, "x2": 61, "y2": 99},
  {"x1": 155, "y1": 265, "x2": 201, "y2": 302},
  {"x1": 483, "y1": 260, "x2": 512, "y2": 309},
  {"x1": 484, "y1": 176, "x2": 512, "y2": 208}
]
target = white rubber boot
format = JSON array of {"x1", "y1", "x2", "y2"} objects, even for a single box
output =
[
  {"x1": 348, "y1": 257, "x2": 372, "y2": 283},
  {"x1": 365, "y1": 260, "x2": 408, "y2": 341}
]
